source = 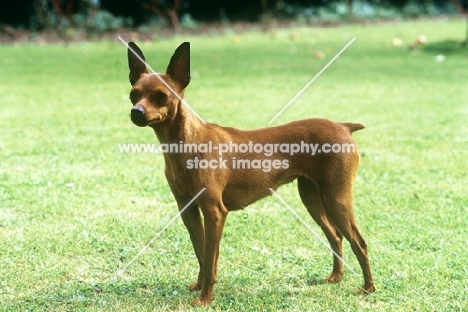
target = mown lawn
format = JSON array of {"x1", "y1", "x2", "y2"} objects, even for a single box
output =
[{"x1": 1, "y1": 18, "x2": 467, "y2": 311}]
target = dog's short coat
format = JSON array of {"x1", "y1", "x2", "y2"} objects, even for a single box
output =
[{"x1": 126, "y1": 42, "x2": 375, "y2": 306}]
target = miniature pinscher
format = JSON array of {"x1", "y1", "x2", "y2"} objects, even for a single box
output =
[{"x1": 126, "y1": 42, "x2": 375, "y2": 306}]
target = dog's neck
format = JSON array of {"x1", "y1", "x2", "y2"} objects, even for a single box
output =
[{"x1": 151, "y1": 99, "x2": 205, "y2": 144}]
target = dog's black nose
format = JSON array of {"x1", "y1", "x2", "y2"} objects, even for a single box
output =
[{"x1": 131, "y1": 106, "x2": 147, "y2": 127}]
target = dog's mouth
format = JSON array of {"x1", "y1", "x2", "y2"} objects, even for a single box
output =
[
  {"x1": 131, "y1": 120, "x2": 148, "y2": 127},
  {"x1": 148, "y1": 118, "x2": 162, "y2": 126},
  {"x1": 131, "y1": 118, "x2": 162, "y2": 127}
]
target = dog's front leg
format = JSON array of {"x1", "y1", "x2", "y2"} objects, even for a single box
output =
[
  {"x1": 191, "y1": 204, "x2": 227, "y2": 307},
  {"x1": 178, "y1": 201, "x2": 205, "y2": 292}
]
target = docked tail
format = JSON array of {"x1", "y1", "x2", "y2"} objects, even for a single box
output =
[{"x1": 340, "y1": 122, "x2": 365, "y2": 133}]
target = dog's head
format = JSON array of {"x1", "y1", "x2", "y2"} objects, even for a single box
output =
[{"x1": 127, "y1": 42, "x2": 190, "y2": 127}]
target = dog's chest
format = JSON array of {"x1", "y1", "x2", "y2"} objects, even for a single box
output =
[{"x1": 163, "y1": 156, "x2": 192, "y2": 196}]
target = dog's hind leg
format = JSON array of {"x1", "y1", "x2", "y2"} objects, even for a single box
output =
[
  {"x1": 297, "y1": 176, "x2": 345, "y2": 283},
  {"x1": 318, "y1": 177, "x2": 375, "y2": 294}
]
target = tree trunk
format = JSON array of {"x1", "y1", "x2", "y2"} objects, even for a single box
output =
[
  {"x1": 465, "y1": 14, "x2": 468, "y2": 46},
  {"x1": 347, "y1": 0, "x2": 353, "y2": 21},
  {"x1": 449, "y1": 0, "x2": 466, "y2": 14},
  {"x1": 166, "y1": 0, "x2": 181, "y2": 33},
  {"x1": 168, "y1": 8, "x2": 180, "y2": 33},
  {"x1": 449, "y1": 0, "x2": 467, "y2": 46}
]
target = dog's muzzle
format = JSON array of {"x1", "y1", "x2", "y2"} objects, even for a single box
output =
[{"x1": 130, "y1": 106, "x2": 147, "y2": 127}]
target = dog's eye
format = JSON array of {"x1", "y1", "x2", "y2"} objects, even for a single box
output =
[
  {"x1": 129, "y1": 90, "x2": 139, "y2": 103},
  {"x1": 152, "y1": 91, "x2": 168, "y2": 102}
]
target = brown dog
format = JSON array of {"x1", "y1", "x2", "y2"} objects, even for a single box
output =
[{"x1": 126, "y1": 42, "x2": 375, "y2": 306}]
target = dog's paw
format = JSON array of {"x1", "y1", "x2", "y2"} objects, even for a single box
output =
[
  {"x1": 188, "y1": 282, "x2": 202, "y2": 292},
  {"x1": 324, "y1": 271, "x2": 344, "y2": 283},
  {"x1": 191, "y1": 297, "x2": 213, "y2": 307},
  {"x1": 358, "y1": 283, "x2": 376, "y2": 295}
]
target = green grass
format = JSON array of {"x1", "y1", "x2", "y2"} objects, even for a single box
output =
[{"x1": 1, "y1": 18, "x2": 467, "y2": 311}]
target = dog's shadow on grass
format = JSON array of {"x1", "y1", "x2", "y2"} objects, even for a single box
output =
[
  {"x1": 76, "y1": 273, "x2": 333, "y2": 309},
  {"x1": 36, "y1": 272, "x2": 354, "y2": 310},
  {"x1": 208, "y1": 273, "x2": 350, "y2": 309}
]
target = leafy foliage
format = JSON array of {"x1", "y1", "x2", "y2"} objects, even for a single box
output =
[{"x1": 1, "y1": 0, "x2": 466, "y2": 30}]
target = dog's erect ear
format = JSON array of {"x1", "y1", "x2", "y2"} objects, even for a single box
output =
[
  {"x1": 166, "y1": 42, "x2": 190, "y2": 90},
  {"x1": 128, "y1": 42, "x2": 148, "y2": 85}
]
